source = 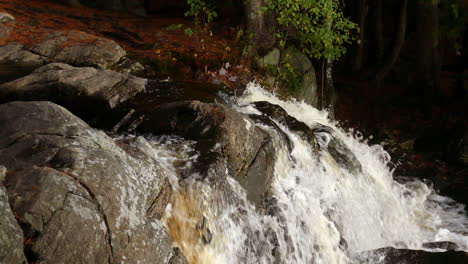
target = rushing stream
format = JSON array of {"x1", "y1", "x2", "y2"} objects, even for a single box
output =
[{"x1": 144, "y1": 83, "x2": 468, "y2": 264}]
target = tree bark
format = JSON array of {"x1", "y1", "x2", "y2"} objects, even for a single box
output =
[
  {"x1": 243, "y1": 0, "x2": 275, "y2": 54},
  {"x1": 374, "y1": 0, "x2": 408, "y2": 82},
  {"x1": 413, "y1": 0, "x2": 440, "y2": 98},
  {"x1": 352, "y1": 0, "x2": 368, "y2": 72},
  {"x1": 371, "y1": 0, "x2": 384, "y2": 64}
]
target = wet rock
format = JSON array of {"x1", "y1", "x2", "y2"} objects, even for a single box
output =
[
  {"x1": 0, "y1": 101, "x2": 177, "y2": 263},
  {"x1": 252, "y1": 101, "x2": 315, "y2": 142},
  {"x1": 120, "y1": 101, "x2": 276, "y2": 205},
  {"x1": 0, "y1": 44, "x2": 47, "y2": 67},
  {"x1": 313, "y1": 124, "x2": 363, "y2": 175},
  {"x1": 31, "y1": 30, "x2": 126, "y2": 69},
  {"x1": 0, "y1": 63, "x2": 146, "y2": 116},
  {"x1": 0, "y1": 166, "x2": 27, "y2": 264},
  {"x1": 357, "y1": 246, "x2": 468, "y2": 264},
  {"x1": 168, "y1": 248, "x2": 189, "y2": 264}
]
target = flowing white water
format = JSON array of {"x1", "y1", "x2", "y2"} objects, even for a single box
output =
[{"x1": 159, "y1": 83, "x2": 468, "y2": 264}]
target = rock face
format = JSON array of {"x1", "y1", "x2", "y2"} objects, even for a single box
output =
[
  {"x1": 0, "y1": 63, "x2": 146, "y2": 114},
  {"x1": 31, "y1": 30, "x2": 126, "y2": 69},
  {"x1": 0, "y1": 44, "x2": 47, "y2": 68},
  {"x1": 258, "y1": 48, "x2": 280, "y2": 69},
  {"x1": 259, "y1": 47, "x2": 319, "y2": 107},
  {"x1": 283, "y1": 47, "x2": 318, "y2": 107},
  {"x1": 0, "y1": 166, "x2": 27, "y2": 264},
  {"x1": 116, "y1": 100, "x2": 277, "y2": 206},
  {"x1": 0, "y1": 101, "x2": 179, "y2": 264}
]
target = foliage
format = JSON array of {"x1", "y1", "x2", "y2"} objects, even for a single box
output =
[
  {"x1": 439, "y1": 0, "x2": 468, "y2": 54},
  {"x1": 185, "y1": 0, "x2": 218, "y2": 30},
  {"x1": 263, "y1": 0, "x2": 357, "y2": 60}
]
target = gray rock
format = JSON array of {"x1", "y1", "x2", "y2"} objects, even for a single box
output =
[
  {"x1": 31, "y1": 30, "x2": 126, "y2": 69},
  {"x1": 283, "y1": 46, "x2": 312, "y2": 74},
  {"x1": 0, "y1": 101, "x2": 177, "y2": 263},
  {"x1": 113, "y1": 56, "x2": 146, "y2": 75},
  {"x1": 0, "y1": 44, "x2": 47, "y2": 67},
  {"x1": 0, "y1": 63, "x2": 146, "y2": 110},
  {"x1": 296, "y1": 68, "x2": 318, "y2": 107},
  {"x1": 258, "y1": 48, "x2": 280, "y2": 69},
  {"x1": 123, "y1": 101, "x2": 276, "y2": 206},
  {"x1": 0, "y1": 166, "x2": 27, "y2": 264},
  {"x1": 0, "y1": 13, "x2": 15, "y2": 24}
]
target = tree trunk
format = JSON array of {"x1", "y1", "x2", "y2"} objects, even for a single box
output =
[
  {"x1": 371, "y1": 0, "x2": 384, "y2": 64},
  {"x1": 413, "y1": 0, "x2": 440, "y2": 100},
  {"x1": 243, "y1": 0, "x2": 275, "y2": 54},
  {"x1": 374, "y1": 0, "x2": 408, "y2": 82},
  {"x1": 352, "y1": 0, "x2": 368, "y2": 72}
]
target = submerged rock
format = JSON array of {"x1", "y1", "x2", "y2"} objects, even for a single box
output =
[
  {"x1": 0, "y1": 101, "x2": 180, "y2": 263},
  {"x1": 0, "y1": 63, "x2": 146, "y2": 116},
  {"x1": 357, "y1": 246, "x2": 468, "y2": 264}
]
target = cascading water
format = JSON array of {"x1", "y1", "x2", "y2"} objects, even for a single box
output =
[{"x1": 152, "y1": 83, "x2": 468, "y2": 263}]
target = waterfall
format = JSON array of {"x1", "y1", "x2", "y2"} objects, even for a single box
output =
[{"x1": 152, "y1": 83, "x2": 468, "y2": 264}]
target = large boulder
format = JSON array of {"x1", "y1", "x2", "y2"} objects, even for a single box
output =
[
  {"x1": 0, "y1": 166, "x2": 27, "y2": 264},
  {"x1": 0, "y1": 44, "x2": 47, "y2": 68},
  {"x1": 31, "y1": 30, "x2": 126, "y2": 69},
  {"x1": 0, "y1": 63, "x2": 146, "y2": 116},
  {"x1": 114, "y1": 100, "x2": 276, "y2": 206},
  {"x1": 0, "y1": 101, "x2": 180, "y2": 263}
]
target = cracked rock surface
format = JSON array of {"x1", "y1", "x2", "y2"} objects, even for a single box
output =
[
  {"x1": 0, "y1": 63, "x2": 146, "y2": 113},
  {"x1": 0, "y1": 101, "x2": 176, "y2": 264},
  {"x1": 31, "y1": 30, "x2": 126, "y2": 69},
  {"x1": 0, "y1": 166, "x2": 27, "y2": 264}
]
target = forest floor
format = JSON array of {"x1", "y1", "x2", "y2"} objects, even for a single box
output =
[{"x1": 1, "y1": 0, "x2": 466, "y2": 204}]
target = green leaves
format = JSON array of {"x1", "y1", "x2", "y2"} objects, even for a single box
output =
[
  {"x1": 264, "y1": 0, "x2": 357, "y2": 60},
  {"x1": 185, "y1": 0, "x2": 217, "y2": 30}
]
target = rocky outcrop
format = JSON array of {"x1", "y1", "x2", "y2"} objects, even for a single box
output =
[
  {"x1": 0, "y1": 44, "x2": 47, "y2": 68},
  {"x1": 31, "y1": 30, "x2": 126, "y2": 69},
  {"x1": 0, "y1": 101, "x2": 180, "y2": 263},
  {"x1": 0, "y1": 166, "x2": 27, "y2": 264},
  {"x1": 282, "y1": 47, "x2": 318, "y2": 107},
  {"x1": 114, "y1": 100, "x2": 276, "y2": 206},
  {"x1": 0, "y1": 12, "x2": 15, "y2": 24},
  {"x1": 258, "y1": 47, "x2": 318, "y2": 107},
  {"x1": 0, "y1": 63, "x2": 146, "y2": 115}
]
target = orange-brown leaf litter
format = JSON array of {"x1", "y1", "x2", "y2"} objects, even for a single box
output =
[{"x1": 0, "y1": 0, "x2": 249, "y2": 82}]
